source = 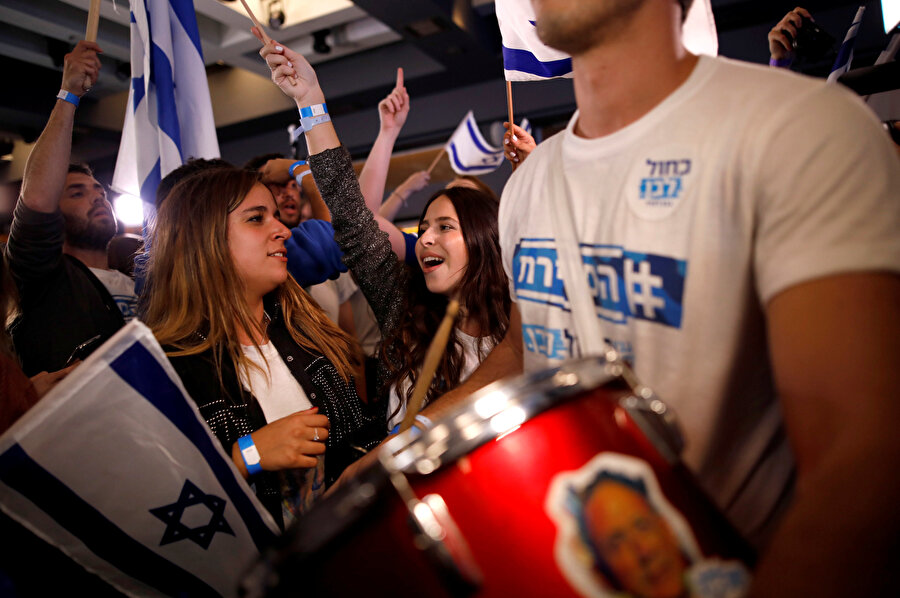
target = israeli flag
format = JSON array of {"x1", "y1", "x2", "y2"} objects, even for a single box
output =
[
  {"x1": 828, "y1": 5, "x2": 867, "y2": 84},
  {"x1": 495, "y1": 0, "x2": 572, "y2": 81},
  {"x1": 0, "y1": 321, "x2": 278, "y2": 597},
  {"x1": 112, "y1": 0, "x2": 220, "y2": 209},
  {"x1": 447, "y1": 111, "x2": 504, "y2": 176},
  {"x1": 496, "y1": 0, "x2": 717, "y2": 81}
]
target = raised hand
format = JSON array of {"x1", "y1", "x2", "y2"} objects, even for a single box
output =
[
  {"x1": 233, "y1": 407, "x2": 331, "y2": 476},
  {"x1": 768, "y1": 7, "x2": 813, "y2": 61},
  {"x1": 378, "y1": 68, "x2": 409, "y2": 136},
  {"x1": 253, "y1": 27, "x2": 324, "y2": 107},
  {"x1": 62, "y1": 41, "x2": 102, "y2": 96},
  {"x1": 503, "y1": 122, "x2": 536, "y2": 166}
]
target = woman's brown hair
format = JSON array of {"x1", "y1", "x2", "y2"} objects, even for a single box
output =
[
  {"x1": 380, "y1": 186, "x2": 510, "y2": 416},
  {"x1": 141, "y1": 167, "x2": 357, "y2": 385}
]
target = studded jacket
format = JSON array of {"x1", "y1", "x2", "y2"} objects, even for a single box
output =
[{"x1": 165, "y1": 296, "x2": 384, "y2": 529}]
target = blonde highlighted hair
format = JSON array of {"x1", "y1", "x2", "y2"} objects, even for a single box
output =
[{"x1": 141, "y1": 167, "x2": 357, "y2": 386}]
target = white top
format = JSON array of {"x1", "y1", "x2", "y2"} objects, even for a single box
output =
[
  {"x1": 499, "y1": 55, "x2": 900, "y2": 545},
  {"x1": 89, "y1": 267, "x2": 137, "y2": 321},
  {"x1": 387, "y1": 330, "x2": 493, "y2": 431},
  {"x1": 239, "y1": 341, "x2": 312, "y2": 422},
  {"x1": 334, "y1": 272, "x2": 381, "y2": 356},
  {"x1": 306, "y1": 279, "x2": 340, "y2": 325}
]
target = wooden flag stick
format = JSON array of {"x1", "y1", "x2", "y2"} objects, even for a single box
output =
[
  {"x1": 506, "y1": 80, "x2": 517, "y2": 172},
  {"x1": 398, "y1": 298, "x2": 460, "y2": 433},
  {"x1": 426, "y1": 146, "x2": 446, "y2": 176},
  {"x1": 239, "y1": 0, "x2": 298, "y2": 85},
  {"x1": 85, "y1": 0, "x2": 101, "y2": 42},
  {"x1": 82, "y1": 0, "x2": 102, "y2": 91}
]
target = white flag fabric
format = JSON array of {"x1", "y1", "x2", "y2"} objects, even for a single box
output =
[
  {"x1": 0, "y1": 321, "x2": 278, "y2": 597},
  {"x1": 682, "y1": 0, "x2": 719, "y2": 57},
  {"x1": 496, "y1": 0, "x2": 717, "y2": 82},
  {"x1": 112, "y1": 0, "x2": 219, "y2": 209},
  {"x1": 448, "y1": 111, "x2": 505, "y2": 175},
  {"x1": 495, "y1": 0, "x2": 572, "y2": 81}
]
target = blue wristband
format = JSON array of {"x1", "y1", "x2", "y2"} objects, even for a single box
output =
[
  {"x1": 237, "y1": 434, "x2": 263, "y2": 475},
  {"x1": 768, "y1": 57, "x2": 793, "y2": 68},
  {"x1": 298, "y1": 103, "x2": 330, "y2": 131},
  {"x1": 56, "y1": 89, "x2": 80, "y2": 108},
  {"x1": 389, "y1": 415, "x2": 433, "y2": 436},
  {"x1": 288, "y1": 160, "x2": 306, "y2": 178}
]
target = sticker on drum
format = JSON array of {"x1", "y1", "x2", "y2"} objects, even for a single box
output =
[{"x1": 545, "y1": 453, "x2": 750, "y2": 598}]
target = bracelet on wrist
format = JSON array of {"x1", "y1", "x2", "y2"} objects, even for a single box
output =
[
  {"x1": 288, "y1": 160, "x2": 307, "y2": 178},
  {"x1": 56, "y1": 89, "x2": 80, "y2": 108},
  {"x1": 768, "y1": 57, "x2": 793, "y2": 68},
  {"x1": 237, "y1": 434, "x2": 263, "y2": 476},
  {"x1": 298, "y1": 103, "x2": 330, "y2": 132}
]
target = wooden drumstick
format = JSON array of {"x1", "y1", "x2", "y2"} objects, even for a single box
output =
[
  {"x1": 238, "y1": 0, "x2": 298, "y2": 85},
  {"x1": 83, "y1": 0, "x2": 101, "y2": 92},
  {"x1": 398, "y1": 298, "x2": 460, "y2": 433}
]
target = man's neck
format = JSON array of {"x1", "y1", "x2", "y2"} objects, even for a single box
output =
[
  {"x1": 64, "y1": 244, "x2": 109, "y2": 270},
  {"x1": 570, "y1": 5, "x2": 699, "y2": 139}
]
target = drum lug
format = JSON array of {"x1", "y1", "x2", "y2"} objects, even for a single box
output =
[{"x1": 620, "y1": 390, "x2": 685, "y2": 463}]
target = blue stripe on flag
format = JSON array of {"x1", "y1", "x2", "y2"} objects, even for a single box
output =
[
  {"x1": 109, "y1": 342, "x2": 277, "y2": 552},
  {"x1": 140, "y1": 159, "x2": 161, "y2": 207},
  {"x1": 149, "y1": 42, "x2": 183, "y2": 157},
  {"x1": 502, "y1": 46, "x2": 572, "y2": 78},
  {"x1": 448, "y1": 143, "x2": 495, "y2": 174},
  {"x1": 170, "y1": 0, "x2": 204, "y2": 57},
  {"x1": 465, "y1": 118, "x2": 497, "y2": 155},
  {"x1": 0, "y1": 444, "x2": 218, "y2": 597},
  {"x1": 131, "y1": 76, "x2": 145, "y2": 111}
]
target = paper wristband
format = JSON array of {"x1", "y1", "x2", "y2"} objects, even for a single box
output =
[
  {"x1": 237, "y1": 434, "x2": 263, "y2": 475},
  {"x1": 299, "y1": 103, "x2": 330, "y2": 131},
  {"x1": 56, "y1": 89, "x2": 80, "y2": 108}
]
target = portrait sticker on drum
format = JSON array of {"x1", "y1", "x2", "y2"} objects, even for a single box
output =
[{"x1": 545, "y1": 453, "x2": 750, "y2": 598}]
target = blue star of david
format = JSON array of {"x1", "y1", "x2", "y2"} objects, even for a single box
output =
[{"x1": 149, "y1": 479, "x2": 235, "y2": 550}]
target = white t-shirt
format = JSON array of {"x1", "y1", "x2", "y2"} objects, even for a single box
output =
[
  {"x1": 306, "y1": 279, "x2": 341, "y2": 325},
  {"x1": 89, "y1": 267, "x2": 137, "y2": 320},
  {"x1": 499, "y1": 55, "x2": 900, "y2": 546},
  {"x1": 387, "y1": 331, "x2": 494, "y2": 431},
  {"x1": 239, "y1": 341, "x2": 323, "y2": 524}
]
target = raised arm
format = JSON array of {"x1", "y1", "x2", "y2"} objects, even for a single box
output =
[
  {"x1": 20, "y1": 41, "x2": 101, "y2": 213},
  {"x1": 359, "y1": 68, "x2": 408, "y2": 213},
  {"x1": 255, "y1": 30, "x2": 409, "y2": 333}
]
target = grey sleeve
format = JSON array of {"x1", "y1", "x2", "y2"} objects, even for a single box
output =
[{"x1": 307, "y1": 146, "x2": 408, "y2": 338}]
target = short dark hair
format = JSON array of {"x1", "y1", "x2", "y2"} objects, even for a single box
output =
[
  {"x1": 677, "y1": 0, "x2": 693, "y2": 22},
  {"x1": 155, "y1": 157, "x2": 233, "y2": 208},
  {"x1": 68, "y1": 163, "x2": 93, "y2": 177},
  {"x1": 243, "y1": 152, "x2": 284, "y2": 172}
]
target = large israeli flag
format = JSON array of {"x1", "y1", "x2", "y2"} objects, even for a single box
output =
[
  {"x1": 112, "y1": 0, "x2": 219, "y2": 208},
  {"x1": 447, "y1": 111, "x2": 504, "y2": 175},
  {"x1": 496, "y1": 0, "x2": 717, "y2": 81},
  {"x1": 0, "y1": 321, "x2": 278, "y2": 597},
  {"x1": 495, "y1": 0, "x2": 572, "y2": 81}
]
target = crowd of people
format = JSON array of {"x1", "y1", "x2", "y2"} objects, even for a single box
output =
[{"x1": 1, "y1": 0, "x2": 899, "y2": 595}]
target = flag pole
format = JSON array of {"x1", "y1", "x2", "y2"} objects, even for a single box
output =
[
  {"x1": 506, "y1": 80, "x2": 517, "y2": 172},
  {"x1": 426, "y1": 146, "x2": 446, "y2": 176},
  {"x1": 83, "y1": 0, "x2": 101, "y2": 92},
  {"x1": 239, "y1": 0, "x2": 298, "y2": 85}
]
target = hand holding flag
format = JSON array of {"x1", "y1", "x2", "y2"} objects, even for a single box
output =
[
  {"x1": 503, "y1": 119, "x2": 536, "y2": 166},
  {"x1": 61, "y1": 41, "x2": 102, "y2": 99},
  {"x1": 253, "y1": 28, "x2": 324, "y2": 107}
]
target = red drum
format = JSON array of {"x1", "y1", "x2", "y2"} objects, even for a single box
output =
[{"x1": 246, "y1": 357, "x2": 754, "y2": 598}]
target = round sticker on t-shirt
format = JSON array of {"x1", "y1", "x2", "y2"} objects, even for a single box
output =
[{"x1": 625, "y1": 146, "x2": 695, "y2": 220}]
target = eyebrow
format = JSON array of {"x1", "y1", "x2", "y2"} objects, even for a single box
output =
[
  {"x1": 65, "y1": 182, "x2": 106, "y2": 193},
  {"x1": 239, "y1": 205, "x2": 270, "y2": 215},
  {"x1": 420, "y1": 216, "x2": 458, "y2": 226}
]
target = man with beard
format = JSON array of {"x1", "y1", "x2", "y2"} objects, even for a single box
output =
[
  {"x1": 5, "y1": 40, "x2": 136, "y2": 376},
  {"x1": 429, "y1": 0, "x2": 900, "y2": 595}
]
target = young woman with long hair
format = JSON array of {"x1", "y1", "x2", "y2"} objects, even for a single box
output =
[
  {"x1": 141, "y1": 167, "x2": 382, "y2": 528},
  {"x1": 254, "y1": 30, "x2": 511, "y2": 432}
]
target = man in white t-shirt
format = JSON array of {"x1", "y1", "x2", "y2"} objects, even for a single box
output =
[
  {"x1": 5, "y1": 40, "x2": 137, "y2": 376},
  {"x1": 428, "y1": 1, "x2": 900, "y2": 595}
]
